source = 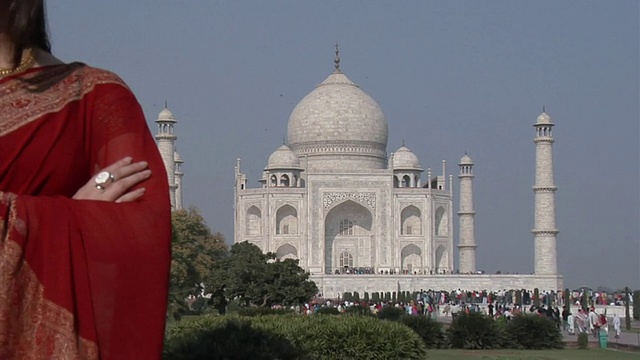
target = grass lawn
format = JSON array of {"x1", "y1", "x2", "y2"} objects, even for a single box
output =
[{"x1": 426, "y1": 349, "x2": 637, "y2": 360}]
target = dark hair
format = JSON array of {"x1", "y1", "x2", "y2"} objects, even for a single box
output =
[{"x1": 3, "y1": 0, "x2": 51, "y2": 67}]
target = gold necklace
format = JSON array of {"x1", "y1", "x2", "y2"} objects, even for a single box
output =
[{"x1": 0, "y1": 48, "x2": 36, "y2": 76}]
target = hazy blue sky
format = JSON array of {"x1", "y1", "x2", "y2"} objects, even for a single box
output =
[{"x1": 47, "y1": 1, "x2": 638, "y2": 290}]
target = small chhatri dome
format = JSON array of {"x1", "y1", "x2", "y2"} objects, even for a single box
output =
[
  {"x1": 157, "y1": 107, "x2": 176, "y2": 123},
  {"x1": 392, "y1": 145, "x2": 422, "y2": 170},
  {"x1": 174, "y1": 151, "x2": 183, "y2": 163},
  {"x1": 459, "y1": 154, "x2": 473, "y2": 165},
  {"x1": 266, "y1": 144, "x2": 301, "y2": 170},
  {"x1": 536, "y1": 111, "x2": 553, "y2": 125}
]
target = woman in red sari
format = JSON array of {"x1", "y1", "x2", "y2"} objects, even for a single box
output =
[{"x1": 1, "y1": 1, "x2": 171, "y2": 359}]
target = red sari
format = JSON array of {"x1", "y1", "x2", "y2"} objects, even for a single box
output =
[{"x1": 0, "y1": 63, "x2": 171, "y2": 359}]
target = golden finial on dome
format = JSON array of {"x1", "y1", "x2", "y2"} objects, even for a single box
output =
[{"x1": 334, "y1": 42, "x2": 341, "y2": 73}]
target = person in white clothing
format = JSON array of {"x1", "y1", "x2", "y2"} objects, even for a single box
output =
[
  {"x1": 567, "y1": 312, "x2": 575, "y2": 335},
  {"x1": 613, "y1": 314, "x2": 621, "y2": 339}
]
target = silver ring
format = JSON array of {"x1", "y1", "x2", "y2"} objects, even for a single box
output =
[{"x1": 95, "y1": 171, "x2": 115, "y2": 190}]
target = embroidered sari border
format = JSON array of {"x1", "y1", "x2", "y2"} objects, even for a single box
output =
[
  {"x1": 0, "y1": 195, "x2": 99, "y2": 359},
  {"x1": 0, "y1": 63, "x2": 128, "y2": 137}
]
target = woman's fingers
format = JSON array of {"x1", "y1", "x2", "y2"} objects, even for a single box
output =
[
  {"x1": 104, "y1": 169, "x2": 151, "y2": 199},
  {"x1": 102, "y1": 156, "x2": 134, "y2": 173},
  {"x1": 111, "y1": 161, "x2": 148, "y2": 182},
  {"x1": 115, "y1": 188, "x2": 146, "y2": 203},
  {"x1": 72, "y1": 157, "x2": 152, "y2": 202}
]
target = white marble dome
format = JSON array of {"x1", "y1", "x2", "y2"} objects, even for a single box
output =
[
  {"x1": 536, "y1": 111, "x2": 553, "y2": 125},
  {"x1": 157, "y1": 107, "x2": 176, "y2": 122},
  {"x1": 459, "y1": 154, "x2": 473, "y2": 165},
  {"x1": 174, "y1": 151, "x2": 183, "y2": 163},
  {"x1": 393, "y1": 145, "x2": 422, "y2": 170},
  {"x1": 287, "y1": 70, "x2": 389, "y2": 170},
  {"x1": 266, "y1": 144, "x2": 301, "y2": 169}
]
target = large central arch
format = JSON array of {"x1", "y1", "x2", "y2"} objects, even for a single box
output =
[{"x1": 324, "y1": 200, "x2": 373, "y2": 273}]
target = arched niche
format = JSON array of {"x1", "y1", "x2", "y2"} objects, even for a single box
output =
[
  {"x1": 246, "y1": 206, "x2": 262, "y2": 235},
  {"x1": 435, "y1": 244, "x2": 448, "y2": 272},
  {"x1": 276, "y1": 205, "x2": 298, "y2": 235},
  {"x1": 276, "y1": 243, "x2": 298, "y2": 260},
  {"x1": 434, "y1": 206, "x2": 448, "y2": 236},
  {"x1": 400, "y1": 205, "x2": 421, "y2": 235},
  {"x1": 401, "y1": 244, "x2": 422, "y2": 272}
]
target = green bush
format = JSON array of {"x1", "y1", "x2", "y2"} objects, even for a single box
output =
[
  {"x1": 447, "y1": 312, "x2": 503, "y2": 349},
  {"x1": 505, "y1": 314, "x2": 564, "y2": 349},
  {"x1": 315, "y1": 306, "x2": 340, "y2": 315},
  {"x1": 401, "y1": 315, "x2": 447, "y2": 349},
  {"x1": 164, "y1": 314, "x2": 427, "y2": 360},
  {"x1": 377, "y1": 306, "x2": 406, "y2": 321},
  {"x1": 225, "y1": 298, "x2": 241, "y2": 314},
  {"x1": 577, "y1": 332, "x2": 589, "y2": 349},
  {"x1": 344, "y1": 305, "x2": 372, "y2": 316},
  {"x1": 164, "y1": 316, "x2": 304, "y2": 359},
  {"x1": 235, "y1": 307, "x2": 294, "y2": 317}
]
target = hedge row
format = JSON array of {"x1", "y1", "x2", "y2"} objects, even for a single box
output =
[
  {"x1": 372, "y1": 309, "x2": 562, "y2": 350},
  {"x1": 164, "y1": 314, "x2": 428, "y2": 360},
  {"x1": 447, "y1": 312, "x2": 564, "y2": 350},
  {"x1": 164, "y1": 310, "x2": 563, "y2": 358}
]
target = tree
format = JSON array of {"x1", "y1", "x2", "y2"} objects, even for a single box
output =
[
  {"x1": 625, "y1": 287, "x2": 631, "y2": 330},
  {"x1": 169, "y1": 207, "x2": 227, "y2": 319},
  {"x1": 633, "y1": 290, "x2": 640, "y2": 321},
  {"x1": 206, "y1": 242, "x2": 317, "y2": 308}
]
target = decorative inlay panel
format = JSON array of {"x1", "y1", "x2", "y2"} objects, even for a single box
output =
[{"x1": 323, "y1": 192, "x2": 376, "y2": 212}]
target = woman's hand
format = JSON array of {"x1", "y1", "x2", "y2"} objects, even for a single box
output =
[{"x1": 73, "y1": 157, "x2": 152, "y2": 202}]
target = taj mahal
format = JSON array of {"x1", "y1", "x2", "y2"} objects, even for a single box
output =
[{"x1": 154, "y1": 48, "x2": 563, "y2": 298}]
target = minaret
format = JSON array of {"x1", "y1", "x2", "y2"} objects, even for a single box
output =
[
  {"x1": 174, "y1": 151, "x2": 184, "y2": 210},
  {"x1": 155, "y1": 105, "x2": 178, "y2": 209},
  {"x1": 457, "y1": 153, "x2": 477, "y2": 273},
  {"x1": 532, "y1": 110, "x2": 559, "y2": 275}
]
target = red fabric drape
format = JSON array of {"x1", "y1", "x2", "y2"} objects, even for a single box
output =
[{"x1": 0, "y1": 63, "x2": 171, "y2": 359}]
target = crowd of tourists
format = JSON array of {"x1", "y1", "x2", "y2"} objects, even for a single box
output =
[
  {"x1": 293, "y1": 294, "x2": 624, "y2": 341},
  {"x1": 294, "y1": 287, "x2": 631, "y2": 341},
  {"x1": 563, "y1": 307, "x2": 622, "y2": 339},
  {"x1": 327, "y1": 267, "x2": 489, "y2": 275}
]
